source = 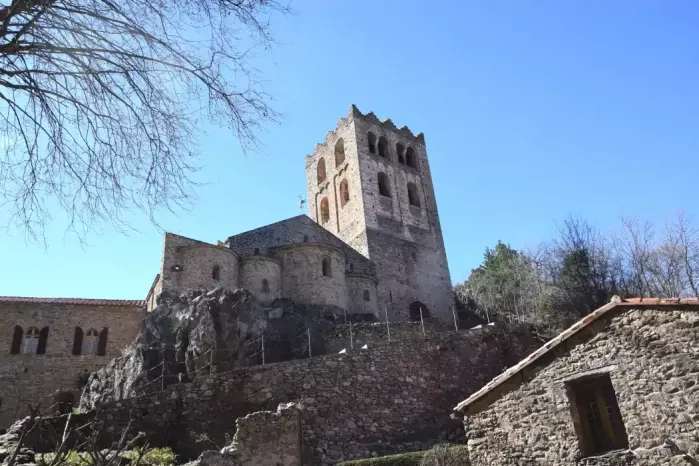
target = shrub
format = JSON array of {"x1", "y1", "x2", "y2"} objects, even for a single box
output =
[{"x1": 420, "y1": 444, "x2": 469, "y2": 466}]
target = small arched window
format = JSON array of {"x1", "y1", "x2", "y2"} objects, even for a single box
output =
[
  {"x1": 10, "y1": 325, "x2": 23, "y2": 354},
  {"x1": 97, "y1": 327, "x2": 109, "y2": 356},
  {"x1": 339, "y1": 179, "x2": 350, "y2": 206},
  {"x1": 396, "y1": 143, "x2": 405, "y2": 164},
  {"x1": 24, "y1": 327, "x2": 39, "y2": 354},
  {"x1": 320, "y1": 197, "x2": 330, "y2": 224},
  {"x1": 83, "y1": 329, "x2": 100, "y2": 355},
  {"x1": 407, "y1": 182, "x2": 420, "y2": 207},
  {"x1": 406, "y1": 147, "x2": 418, "y2": 169},
  {"x1": 317, "y1": 157, "x2": 326, "y2": 185},
  {"x1": 212, "y1": 265, "x2": 220, "y2": 281},
  {"x1": 335, "y1": 139, "x2": 345, "y2": 167},
  {"x1": 261, "y1": 279, "x2": 270, "y2": 293},
  {"x1": 377, "y1": 172, "x2": 391, "y2": 198},
  {"x1": 378, "y1": 136, "x2": 389, "y2": 158},
  {"x1": 363, "y1": 290, "x2": 370, "y2": 302},
  {"x1": 322, "y1": 257, "x2": 332, "y2": 277},
  {"x1": 367, "y1": 132, "x2": 377, "y2": 154}
]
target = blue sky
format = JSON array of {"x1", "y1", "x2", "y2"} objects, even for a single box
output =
[{"x1": 1, "y1": 1, "x2": 698, "y2": 299}]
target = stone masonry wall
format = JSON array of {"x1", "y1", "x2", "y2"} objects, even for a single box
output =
[
  {"x1": 463, "y1": 307, "x2": 699, "y2": 466},
  {"x1": 272, "y1": 243, "x2": 349, "y2": 309},
  {"x1": 0, "y1": 301, "x2": 144, "y2": 428},
  {"x1": 58, "y1": 325, "x2": 537, "y2": 465},
  {"x1": 239, "y1": 257, "x2": 281, "y2": 304},
  {"x1": 345, "y1": 275, "x2": 379, "y2": 317}
]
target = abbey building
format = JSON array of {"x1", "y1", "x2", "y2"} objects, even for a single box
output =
[{"x1": 0, "y1": 106, "x2": 454, "y2": 428}]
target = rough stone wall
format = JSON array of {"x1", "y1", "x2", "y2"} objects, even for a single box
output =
[
  {"x1": 463, "y1": 307, "x2": 699, "y2": 466},
  {"x1": 305, "y1": 112, "x2": 366, "y2": 244},
  {"x1": 0, "y1": 302, "x2": 144, "y2": 428},
  {"x1": 345, "y1": 274, "x2": 379, "y2": 317},
  {"x1": 61, "y1": 325, "x2": 535, "y2": 464},
  {"x1": 239, "y1": 257, "x2": 281, "y2": 304},
  {"x1": 272, "y1": 243, "x2": 349, "y2": 309},
  {"x1": 322, "y1": 321, "x2": 447, "y2": 354},
  {"x1": 306, "y1": 106, "x2": 453, "y2": 323},
  {"x1": 159, "y1": 233, "x2": 240, "y2": 296}
]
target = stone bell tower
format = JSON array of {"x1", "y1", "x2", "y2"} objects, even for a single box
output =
[{"x1": 305, "y1": 105, "x2": 453, "y2": 322}]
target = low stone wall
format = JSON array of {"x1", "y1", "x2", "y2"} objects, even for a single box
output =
[
  {"x1": 322, "y1": 321, "x2": 447, "y2": 353},
  {"x1": 20, "y1": 324, "x2": 539, "y2": 465},
  {"x1": 462, "y1": 308, "x2": 699, "y2": 466}
]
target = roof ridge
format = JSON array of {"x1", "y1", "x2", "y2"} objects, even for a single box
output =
[{"x1": 0, "y1": 296, "x2": 146, "y2": 307}]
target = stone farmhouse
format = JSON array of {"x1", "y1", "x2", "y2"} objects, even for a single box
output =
[
  {"x1": 1, "y1": 106, "x2": 456, "y2": 431},
  {"x1": 454, "y1": 297, "x2": 699, "y2": 465}
]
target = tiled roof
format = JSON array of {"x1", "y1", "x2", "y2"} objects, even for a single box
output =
[
  {"x1": 453, "y1": 296, "x2": 699, "y2": 414},
  {"x1": 0, "y1": 296, "x2": 146, "y2": 307}
]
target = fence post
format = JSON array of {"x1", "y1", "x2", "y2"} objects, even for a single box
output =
[
  {"x1": 349, "y1": 321, "x2": 354, "y2": 349},
  {"x1": 161, "y1": 353, "x2": 166, "y2": 391},
  {"x1": 261, "y1": 335, "x2": 265, "y2": 365},
  {"x1": 420, "y1": 306, "x2": 426, "y2": 337},
  {"x1": 385, "y1": 306, "x2": 391, "y2": 342},
  {"x1": 452, "y1": 305, "x2": 459, "y2": 331},
  {"x1": 307, "y1": 329, "x2": 312, "y2": 358}
]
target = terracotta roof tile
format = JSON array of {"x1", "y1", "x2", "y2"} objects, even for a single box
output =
[
  {"x1": 454, "y1": 296, "x2": 699, "y2": 414},
  {"x1": 0, "y1": 296, "x2": 145, "y2": 307}
]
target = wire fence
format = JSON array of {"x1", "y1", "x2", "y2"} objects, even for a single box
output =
[{"x1": 19, "y1": 305, "x2": 486, "y2": 421}]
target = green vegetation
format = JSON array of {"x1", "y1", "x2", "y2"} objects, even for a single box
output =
[
  {"x1": 455, "y1": 213, "x2": 699, "y2": 338},
  {"x1": 37, "y1": 447, "x2": 176, "y2": 466},
  {"x1": 338, "y1": 451, "x2": 424, "y2": 466},
  {"x1": 338, "y1": 445, "x2": 469, "y2": 466}
]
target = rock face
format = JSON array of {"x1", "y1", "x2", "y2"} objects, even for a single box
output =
[{"x1": 80, "y1": 287, "x2": 378, "y2": 410}]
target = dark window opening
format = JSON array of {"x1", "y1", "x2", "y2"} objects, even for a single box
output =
[
  {"x1": 407, "y1": 182, "x2": 421, "y2": 207},
  {"x1": 320, "y1": 197, "x2": 330, "y2": 224},
  {"x1": 367, "y1": 132, "x2": 377, "y2": 154},
  {"x1": 396, "y1": 142, "x2": 405, "y2": 164},
  {"x1": 567, "y1": 374, "x2": 628, "y2": 457},
  {"x1": 317, "y1": 157, "x2": 326, "y2": 185},
  {"x1": 322, "y1": 257, "x2": 332, "y2": 277},
  {"x1": 378, "y1": 136, "x2": 389, "y2": 158},
  {"x1": 212, "y1": 265, "x2": 220, "y2": 281},
  {"x1": 378, "y1": 172, "x2": 391, "y2": 198},
  {"x1": 335, "y1": 139, "x2": 345, "y2": 166},
  {"x1": 363, "y1": 290, "x2": 370, "y2": 302},
  {"x1": 406, "y1": 147, "x2": 418, "y2": 169},
  {"x1": 261, "y1": 279, "x2": 270, "y2": 293},
  {"x1": 339, "y1": 179, "x2": 350, "y2": 206},
  {"x1": 254, "y1": 248, "x2": 260, "y2": 255},
  {"x1": 409, "y1": 301, "x2": 430, "y2": 321}
]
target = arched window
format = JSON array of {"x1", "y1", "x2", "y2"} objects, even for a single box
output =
[
  {"x1": 335, "y1": 139, "x2": 345, "y2": 166},
  {"x1": 378, "y1": 136, "x2": 389, "y2": 158},
  {"x1": 363, "y1": 290, "x2": 370, "y2": 302},
  {"x1": 97, "y1": 327, "x2": 109, "y2": 356},
  {"x1": 317, "y1": 157, "x2": 326, "y2": 185},
  {"x1": 83, "y1": 329, "x2": 100, "y2": 355},
  {"x1": 409, "y1": 301, "x2": 431, "y2": 321},
  {"x1": 367, "y1": 132, "x2": 377, "y2": 154},
  {"x1": 396, "y1": 142, "x2": 405, "y2": 164},
  {"x1": 212, "y1": 265, "x2": 220, "y2": 281},
  {"x1": 407, "y1": 182, "x2": 420, "y2": 207},
  {"x1": 10, "y1": 325, "x2": 23, "y2": 354},
  {"x1": 377, "y1": 172, "x2": 391, "y2": 198},
  {"x1": 406, "y1": 147, "x2": 418, "y2": 169},
  {"x1": 261, "y1": 279, "x2": 270, "y2": 293},
  {"x1": 322, "y1": 257, "x2": 332, "y2": 277},
  {"x1": 72, "y1": 327, "x2": 84, "y2": 355},
  {"x1": 23, "y1": 327, "x2": 40, "y2": 354},
  {"x1": 320, "y1": 197, "x2": 330, "y2": 224},
  {"x1": 339, "y1": 179, "x2": 350, "y2": 206}
]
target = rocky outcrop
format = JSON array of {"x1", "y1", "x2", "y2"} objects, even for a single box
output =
[{"x1": 80, "y1": 287, "x2": 378, "y2": 410}]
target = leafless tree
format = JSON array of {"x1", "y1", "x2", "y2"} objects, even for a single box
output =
[{"x1": 0, "y1": 0, "x2": 290, "y2": 240}]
